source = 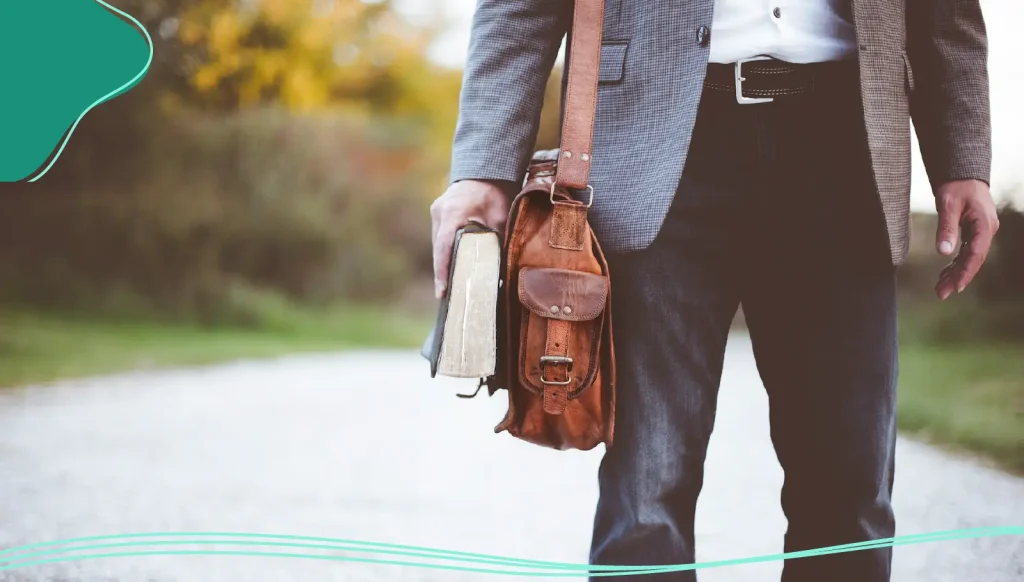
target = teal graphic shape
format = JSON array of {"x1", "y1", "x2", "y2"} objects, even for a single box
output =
[
  {"x1": 0, "y1": 1, "x2": 152, "y2": 182},
  {"x1": 0, "y1": 527, "x2": 1020, "y2": 576}
]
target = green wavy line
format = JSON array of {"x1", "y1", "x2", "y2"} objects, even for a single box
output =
[
  {"x1": 0, "y1": 528, "x2": 991, "y2": 568},
  {"x1": 27, "y1": 0, "x2": 153, "y2": 182},
  {"x1": 2, "y1": 539, "x2": 569, "y2": 571},
  {"x1": 0, "y1": 527, "x2": 1019, "y2": 576}
]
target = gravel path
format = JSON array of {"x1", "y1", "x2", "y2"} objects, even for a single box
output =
[{"x1": 0, "y1": 333, "x2": 1020, "y2": 581}]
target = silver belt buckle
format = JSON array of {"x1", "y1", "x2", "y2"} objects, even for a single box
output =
[{"x1": 735, "y1": 56, "x2": 774, "y2": 104}]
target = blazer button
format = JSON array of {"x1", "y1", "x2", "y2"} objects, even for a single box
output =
[{"x1": 696, "y1": 26, "x2": 710, "y2": 47}]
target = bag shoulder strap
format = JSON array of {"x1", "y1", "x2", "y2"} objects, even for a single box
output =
[{"x1": 553, "y1": 0, "x2": 604, "y2": 191}]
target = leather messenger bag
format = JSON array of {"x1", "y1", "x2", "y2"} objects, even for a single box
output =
[{"x1": 482, "y1": 0, "x2": 616, "y2": 451}]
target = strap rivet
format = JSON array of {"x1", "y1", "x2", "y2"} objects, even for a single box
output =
[
  {"x1": 562, "y1": 306, "x2": 572, "y2": 315},
  {"x1": 563, "y1": 151, "x2": 572, "y2": 158},
  {"x1": 580, "y1": 153, "x2": 590, "y2": 162},
  {"x1": 550, "y1": 305, "x2": 560, "y2": 313}
]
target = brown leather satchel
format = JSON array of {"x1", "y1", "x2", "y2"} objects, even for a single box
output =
[{"x1": 484, "y1": 0, "x2": 615, "y2": 451}]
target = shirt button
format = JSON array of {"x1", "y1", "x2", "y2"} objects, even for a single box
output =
[
  {"x1": 696, "y1": 25, "x2": 710, "y2": 47},
  {"x1": 773, "y1": 7, "x2": 781, "y2": 18}
]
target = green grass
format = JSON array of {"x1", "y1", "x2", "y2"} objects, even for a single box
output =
[
  {"x1": 898, "y1": 341, "x2": 1024, "y2": 474},
  {"x1": 0, "y1": 306, "x2": 432, "y2": 388}
]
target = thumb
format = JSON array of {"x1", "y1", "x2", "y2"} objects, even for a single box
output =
[
  {"x1": 487, "y1": 203, "x2": 508, "y2": 233},
  {"x1": 936, "y1": 196, "x2": 962, "y2": 256},
  {"x1": 487, "y1": 193, "x2": 512, "y2": 232}
]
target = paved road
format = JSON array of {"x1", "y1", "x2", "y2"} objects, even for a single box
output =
[{"x1": 0, "y1": 333, "x2": 1020, "y2": 581}]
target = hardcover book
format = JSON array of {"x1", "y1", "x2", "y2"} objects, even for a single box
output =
[{"x1": 421, "y1": 222, "x2": 501, "y2": 379}]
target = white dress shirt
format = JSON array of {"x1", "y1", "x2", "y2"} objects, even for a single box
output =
[{"x1": 708, "y1": 0, "x2": 858, "y2": 64}]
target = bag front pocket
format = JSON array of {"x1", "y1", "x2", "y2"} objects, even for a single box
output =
[{"x1": 517, "y1": 267, "x2": 608, "y2": 402}]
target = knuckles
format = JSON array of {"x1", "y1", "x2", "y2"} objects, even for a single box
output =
[{"x1": 431, "y1": 183, "x2": 507, "y2": 231}]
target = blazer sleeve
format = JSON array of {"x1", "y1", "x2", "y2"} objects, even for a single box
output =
[
  {"x1": 906, "y1": 0, "x2": 992, "y2": 191},
  {"x1": 448, "y1": 0, "x2": 573, "y2": 186}
]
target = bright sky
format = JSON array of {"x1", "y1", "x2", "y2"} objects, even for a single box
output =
[{"x1": 398, "y1": 0, "x2": 1024, "y2": 211}]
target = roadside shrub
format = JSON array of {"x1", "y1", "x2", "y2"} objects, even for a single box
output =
[
  {"x1": 976, "y1": 204, "x2": 1024, "y2": 304},
  {"x1": 0, "y1": 109, "x2": 435, "y2": 324}
]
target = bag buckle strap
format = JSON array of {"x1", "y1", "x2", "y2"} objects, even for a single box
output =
[
  {"x1": 539, "y1": 356, "x2": 574, "y2": 385},
  {"x1": 539, "y1": 319, "x2": 573, "y2": 415}
]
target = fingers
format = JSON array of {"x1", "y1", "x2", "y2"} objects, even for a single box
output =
[
  {"x1": 953, "y1": 218, "x2": 996, "y2": 293},
  {"x1": 932, "y1": 180, "x2": 999, "y2": 300},
  {"x1": 935, "y1": 193, "x2": 964, "y2": 255},
  {"x1": 430, "y1": 197, "x2": 454, "y2": 299},
  {"x1": 430, "y1": 199, "x2": 441, "y2": 250},
  {"x1": 432, "y1": 221, "x2": 456, "y2": 299},
  {"x1": 934, "y1": 252, "x2": 961, "y2": 300},
  {"x1": 429, "y1": 180, "x2": 512, "y2": 299},
  {"x1": 933, "y1": 190, "x2": 969, "y2": 300},
  {"x1": 934, "y1": 216, "x2": 997, "y2": 300}
]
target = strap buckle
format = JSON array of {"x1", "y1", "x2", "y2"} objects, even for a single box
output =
[
  {"x1": 735, "y1": 56, "x2": 775, "y2": 105},
  {"x1": 550, "y1": 182, "x2": 594, "y2": 208},
  {"x1": 539, "y1": 355, "x2": 573, "y2": 386}
]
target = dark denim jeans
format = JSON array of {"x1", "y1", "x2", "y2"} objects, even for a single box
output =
[{"x1": 589, "y1": 72, "x2": 899, "y2": 582}]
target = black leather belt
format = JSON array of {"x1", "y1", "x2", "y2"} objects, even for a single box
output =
[{"x1": 704, "y1": 56, "x2": 858, "y2": 104}]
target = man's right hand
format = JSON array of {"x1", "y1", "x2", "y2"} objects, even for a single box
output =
[{"x1": 431, "y1": 179, "x2": 512, "y2": 298}]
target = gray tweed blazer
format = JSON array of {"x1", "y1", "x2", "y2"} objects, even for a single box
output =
[{"x1": 449, "y1": 0, "x2": 991, "y2": 264}]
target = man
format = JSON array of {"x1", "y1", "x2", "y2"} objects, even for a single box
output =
[{"x1": 430, "y1": 0, "x2": 999, "y2": 580}]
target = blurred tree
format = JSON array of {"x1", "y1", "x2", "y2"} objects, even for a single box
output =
[
  {"x1": 34, "y1": 0, "x2": 462, "y2": 191},
  {"x1": 978, "y1": 205, "x2": 1024, "y2": 303},
  {"x1": 174, "y1": 0, "x2": 438, "y2": 113}
]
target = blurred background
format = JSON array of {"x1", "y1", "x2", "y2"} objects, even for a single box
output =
[{"x1": 0, "y1": 0, "x2": 1020, "y2": 473}]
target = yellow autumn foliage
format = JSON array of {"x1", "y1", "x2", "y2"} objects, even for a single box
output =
[{"x1": 177, "y1": 0, "x2": 444, "y2": 114}]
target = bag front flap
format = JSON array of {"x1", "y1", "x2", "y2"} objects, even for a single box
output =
[{"x1": 518, "y1": 267, "x2": 608, "y2": 322}]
